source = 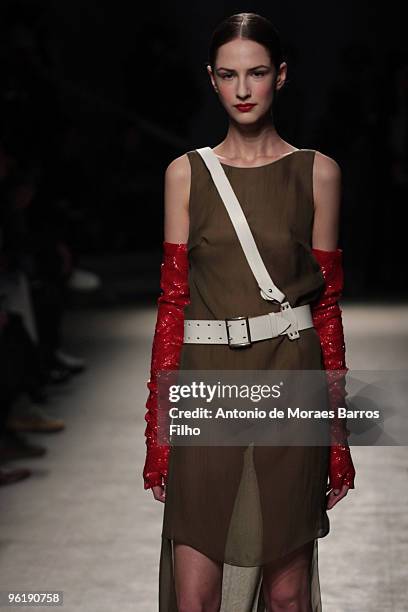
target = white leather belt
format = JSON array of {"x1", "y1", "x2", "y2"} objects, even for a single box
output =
[{"x1": 184, "y1": 302, "x2": 314, "y2": 348}]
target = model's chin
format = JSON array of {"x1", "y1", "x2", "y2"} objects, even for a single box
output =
[{"x1": 230, "y1": 110, "x2": 267, "y2": 123}]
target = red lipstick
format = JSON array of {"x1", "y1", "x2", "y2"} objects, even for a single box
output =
[{"x1": 235, "y1": 103, "x2": 256, "y2": 112}]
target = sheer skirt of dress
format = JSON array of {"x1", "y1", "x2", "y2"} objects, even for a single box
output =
[{"x1": 159, "y1": 440, "x2": 330, "y2": 611}]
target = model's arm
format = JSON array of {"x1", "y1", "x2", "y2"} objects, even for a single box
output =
[
  {"x1": 142, "y1": 154, "x2": 191, "y2": 501},
  {"x1": 311, "y1": 152, "x2": 356, "y2": 508},
  {"x1": 163, "y1": 153, "x2": 191, "y2": 243},
  {"x1": 312, "y1": 152, "x2": 341, "y2": 251}
]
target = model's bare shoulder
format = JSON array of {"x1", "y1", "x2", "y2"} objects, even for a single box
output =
[
  {"x1": 165, "y1": 153, "x2": 191, "y2": 206},
  {"x1": 313, "y1": 150, "x2": 341, "y2": 186},
  {"x1": 165, "y1": 152, "x2": 191, "y2": 181},
  {"x1": 311, "y1": 151, "x2": 342, "y2": 250},
  {"x1": 312, "y1": 151, "x2": 342, "y2": 208},
  {"x1": 163, "y1": 153, "x2": 191, "y2": 243}
]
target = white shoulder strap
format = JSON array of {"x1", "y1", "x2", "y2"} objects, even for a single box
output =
[{"x1": 196, "y1": 146, "x2": 286, "y2": 304}]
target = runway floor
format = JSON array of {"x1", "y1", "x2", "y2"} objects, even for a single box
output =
[{"x1": 0, "y1": 303, "x2": 407, "y2": 611}]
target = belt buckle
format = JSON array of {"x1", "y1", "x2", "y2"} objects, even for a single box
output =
[
  {"x1": 280, "y1": 301, "x2": 300, "y2": 340},
  {"x1": 225, "y1": 316, "x2": 252, "y2": 348}
]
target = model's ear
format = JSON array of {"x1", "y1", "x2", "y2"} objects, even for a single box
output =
[
  {"x1": 207, "y1": 65, "x2": 218, "y2": 92},
  {"x1": 275, "y1": 62, "x2": 288, "y2": 91}
]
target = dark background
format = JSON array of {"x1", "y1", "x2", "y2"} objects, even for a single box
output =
[{"x1": 1, "y1": 0, "x2": 407, "y2": 300}]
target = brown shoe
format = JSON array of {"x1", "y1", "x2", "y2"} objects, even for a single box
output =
[
  {"x1": 0, "y1": 466, "x2": 32, "y2": 485},
  {"x1": 6, "y1": 407, "x2": 65, "y2": 433}
]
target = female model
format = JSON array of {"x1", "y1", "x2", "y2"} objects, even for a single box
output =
[{"x1": 143, "y1": 12, "x2": 356, "y2": 612}]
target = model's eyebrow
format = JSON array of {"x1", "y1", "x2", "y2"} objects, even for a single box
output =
[{"x1": 216, "y1": 65, "x2": 270, "y2": 71}]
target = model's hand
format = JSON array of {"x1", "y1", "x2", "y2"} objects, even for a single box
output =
[
  {"x1": 151, "y1": 484, "x2": 166, "y2": 503},
  {"x1": 326, "y1": 483, "x2": 350, "y2": 509}
]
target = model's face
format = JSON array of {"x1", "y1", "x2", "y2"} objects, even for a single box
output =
[{"x1": 207, "y1": 38, "x2": 286, "y2": 121}]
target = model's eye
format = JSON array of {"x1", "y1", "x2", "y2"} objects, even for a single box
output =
[
  {"x1": 220, "y1": 73, "x2": 233, "y2": 80},
  {"x1": 252, "y1": 71, "x2": 267, "y2": 78}
]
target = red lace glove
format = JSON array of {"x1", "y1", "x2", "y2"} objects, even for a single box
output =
[
  {"x1": 143, "y1": 241, "x2": 190, "y2": 490},
  {"x1": 311, "y1": 247, "x2": 356, "y2": 492}
]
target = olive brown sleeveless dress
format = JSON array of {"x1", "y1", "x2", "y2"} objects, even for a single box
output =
[{"x1": 158, "y1": 148, "x2": 331, "y2": 611}]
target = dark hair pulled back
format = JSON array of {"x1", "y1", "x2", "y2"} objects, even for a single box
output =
[{"x1": 207, "y1": 13, "x2": 285, "y2": 73}]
